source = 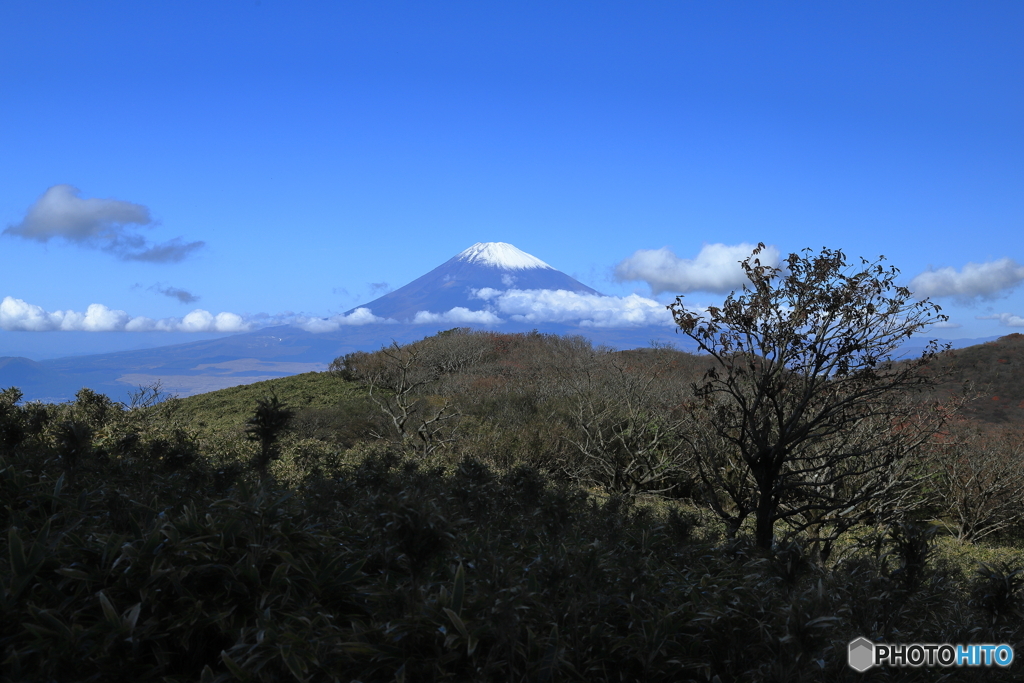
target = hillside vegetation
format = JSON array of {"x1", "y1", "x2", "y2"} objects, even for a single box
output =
[
  {"x1": 926, "y1": 332, "x2": 1024, "y2": 425},
  {"x1": 154, "y1": 371, "x2": 371, "y2": 441},
  {"x1": 4, "y1": 235, "x2": 1024, "y2": 683},
  {"x1": 2, "y1": 324, "x2": 1024, "y2": 681}
]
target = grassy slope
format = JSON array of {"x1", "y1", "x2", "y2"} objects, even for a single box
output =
[
  {"x1": 928, "y1": 332, "x2": 1024, "y2": 425},
  {"x1": 146, "y1": 343, "x2": 1024, "y2": 615},
  {"x1": 162, "y1": 371, "x2": 366, "y2": 438},
  {"x1": 166, "y1": 333, "x2": 1024, "y2": 435}
]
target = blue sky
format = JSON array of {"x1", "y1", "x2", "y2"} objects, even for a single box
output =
[{"x1": 1, "y1": 1, "x2": 1022, "y2": 358}]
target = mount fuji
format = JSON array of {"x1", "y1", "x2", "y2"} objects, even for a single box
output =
[{"x1": 348, "y1": 242, "x2": 601, "y2": 322}]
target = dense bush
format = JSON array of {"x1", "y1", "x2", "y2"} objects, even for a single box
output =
[
  {"x1": 2, "y1": 431, "x2": 1022, "y2": 681},
  {"x1": 2, "y1": 328, "x2": 1023, "y2": 680}
]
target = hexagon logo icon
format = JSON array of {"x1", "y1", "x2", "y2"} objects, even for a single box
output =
[{"x1": 848, "y1": 637, "x2": 875, "y2": 672}]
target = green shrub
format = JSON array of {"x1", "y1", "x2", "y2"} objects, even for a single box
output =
[{"x1": 4, "y1": 364, "x2": 1024, "y2": 681}]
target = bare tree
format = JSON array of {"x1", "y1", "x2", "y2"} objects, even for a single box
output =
[
  {"x1": 670, "y1": 245, "x2": 950, "y2": 551},
  {"x1": 683, "y1": 412, "x2": 757, "y2": 539},
  {"x1": 126, "y1": 381, "x2": 172, "y2": 411},
  {"x1": 554, "y1": 344, "x2": 696, "y2": 495},
  {"x1": 351, "y1": 340, "x2": 461, "y2": 456},
  {"x1": 929, "y1": 422, "x2": 1024, "y2": 542}
]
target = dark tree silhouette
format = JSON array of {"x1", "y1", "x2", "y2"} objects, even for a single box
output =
[
  {"x1": 246, "y1": 393, "x2": 294, "y2": 474},
  {"x1": 670, "y1": 245, "x2": 950, "y2": 552}
]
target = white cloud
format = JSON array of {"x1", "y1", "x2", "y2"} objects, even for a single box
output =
[
  {"x1": 910, "y1": 258, "x2": 1024, "y2": 302},
  {"x1": 473, "y1": 288, "x2": 674, "y2": 328},
  {"x1": 0, "y1": 298, "x2": 135, "y2": 332},
  {"x1": 123, "y1": 317, "x2": 157, "y2": 332},
  {"x1": 78, "y1": 304, "x2": 132, "y2": 331},
  {"x1": 614, "y1": 242, "x2": 781, "y2": 295},
  {"x1": 1, "y1": 297, "x2": 74, "y2": 331},
  {"x1": 412, "y1": 307, "x2": 503, "y2": 325},
  {"x1": 0, "y1": 296, "x2": 250, "y2": 333},
  {"x1": 932, "y1": 320, "x2": 963, "y2": 329},
  {"x1": 298, "y1": 307, "x2": 395, "y2": 332},
  {"x1": 4, "y1": 185, "x2": 204, "y2": 262},
  {"x1": 181, "y1": 310, "x2": 248, "y2": 333},
  {"x1": 977, "y1": 312, "x2": 1024, "y2": 328}
]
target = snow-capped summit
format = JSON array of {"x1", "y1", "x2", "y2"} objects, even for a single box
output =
[
  {"x1": 348, "y1": 242, "x2": 601, "y2": 322},
  {"x1": 455, "y1": 242, "x2": 554, "y2": 270}
]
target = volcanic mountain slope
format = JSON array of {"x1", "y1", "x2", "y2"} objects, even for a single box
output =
[
  {"x1": 925, "y1": 333, "x2": 1024, "y2": 425},
  {"x1": 349, "y1": 242, "x2": 601, "y2": 321}
]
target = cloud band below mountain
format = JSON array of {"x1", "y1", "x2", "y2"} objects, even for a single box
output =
[
  {"x1": 298, "y1": 289, "x2": 677, "y2": 332},
  {"x1": 473, "y1": 288, "x2": 674, "y2": 328},
  {"x1": 1, "y1": 287, "x2": 682, "y2": 336},
  {"x1": 297, "y1": 308, "x2": 396, "y2": 332},
  {"x1": 412, "y1": 308, "x2": 503, "y2": 325},
  {"x1": 0, "y1": 296, "x2": 248, "y2": 333}
]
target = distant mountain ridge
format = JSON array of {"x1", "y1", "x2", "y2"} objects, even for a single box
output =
[
  {"x1": 926, "y1": 332, "x2": 1024, "y2": 425},
  {"x1": 0, "y1": 329, "x2": 1009, "y2": 405},
  {"x1": 348, "y1": 242, "x2": 600, "y2": 321},
  {"x1": 0, "y1": 239, "x2": 1014, "y2": 404},
  {"x1": 0, "y1": 322, "x2": 696, "y2": 402}
]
